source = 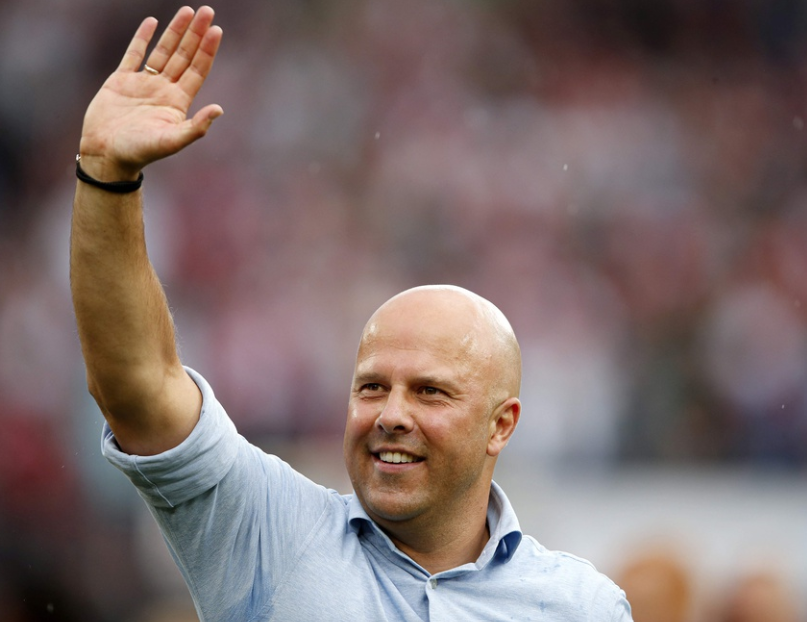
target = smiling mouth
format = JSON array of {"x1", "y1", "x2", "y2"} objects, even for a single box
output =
[{"x1": 376, "y1": 451, "x2": 423, "y2": 464}]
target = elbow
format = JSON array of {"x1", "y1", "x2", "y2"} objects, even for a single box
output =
[
  {"x1": 86, "y1": 372, "x2": 136, "y2": 420},
  {"x1": 84, "y1": 363, "x2": 171, "y2": 420},
  {"x1": 85, "y1": 373, "x2": 104, "y2": 406}
]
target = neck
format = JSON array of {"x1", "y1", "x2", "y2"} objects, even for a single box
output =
[{"x1": 379, "y1": 501, "x2": 491, "y2": 574}]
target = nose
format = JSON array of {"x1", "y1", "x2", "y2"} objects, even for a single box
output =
[{"x1": 376, "y1": 387, "x2": 414, "y2": 434}]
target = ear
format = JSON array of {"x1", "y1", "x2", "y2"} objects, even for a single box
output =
[{"x1": 486, "y1": 397, "x2": 520, "y2": 458}]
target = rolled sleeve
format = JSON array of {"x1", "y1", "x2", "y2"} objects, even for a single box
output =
[{"x1": 101, "y1": 366, "x2": 240, "y2": 508}]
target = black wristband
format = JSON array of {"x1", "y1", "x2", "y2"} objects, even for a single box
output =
[{"x1": 75, "y1": 155, "x2": 144, "y2": 194}]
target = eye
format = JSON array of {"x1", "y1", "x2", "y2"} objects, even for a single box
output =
[
  {"x1": 358, "y1": 382, "x2": 385, "y2": 395},
  {"x1": 418, "y1": 386, "x2": 443, "y2": 396}
]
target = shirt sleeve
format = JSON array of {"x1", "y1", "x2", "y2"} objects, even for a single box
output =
[
  {"x1": 101, "y1": 366, "x2": 239, "y2": 508},
  {"x1": 611, "y1": 591, "x2": 634, "y2": 621},
  {"x1": 101, "y1": 366, "x2": 335, "y2": 620}
]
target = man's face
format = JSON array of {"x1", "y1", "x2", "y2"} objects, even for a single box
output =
[{"x1": 343, "y1": 292, "x2": 499, "y2": 530}]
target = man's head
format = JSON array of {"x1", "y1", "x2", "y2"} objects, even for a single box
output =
[{"x1": 343, "y1": 285, "x2": 521, "y2": 536}]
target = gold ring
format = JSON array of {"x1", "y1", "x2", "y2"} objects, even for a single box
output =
[{"x1": 144, "y1": 65, "x2": 160, "y2": 75}]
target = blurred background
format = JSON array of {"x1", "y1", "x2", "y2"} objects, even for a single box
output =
[{"x1": 1, "y1": 0, "x2": 806, "y2": 619}]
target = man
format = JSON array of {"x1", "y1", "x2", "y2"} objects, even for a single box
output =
[{"x1": 71, "y1": 6, "x2": 632, "y2": 620}]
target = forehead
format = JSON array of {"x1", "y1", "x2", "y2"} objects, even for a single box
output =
[{"x1": 356, "y1": 292, "x2": 491, "y2": 373}]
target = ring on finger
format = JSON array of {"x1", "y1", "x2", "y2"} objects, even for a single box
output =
[{"x1": 144, "y1": 65, "x2": 160, "y2": 75}]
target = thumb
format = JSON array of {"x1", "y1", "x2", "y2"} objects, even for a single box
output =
[{"x1": 185, "y1": 104, "x2": 224, "y2": 143}]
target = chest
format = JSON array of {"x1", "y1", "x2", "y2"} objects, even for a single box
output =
[{"x1": 260, "y1": 530, "x2": 591, "y2": 622}]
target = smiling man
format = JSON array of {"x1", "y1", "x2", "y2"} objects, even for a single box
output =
[
  {"x1": 71, "y1": 7, "x2": 632, "y2": 621},
  {"x1": 344, "y1": 286, "x2": 523, "y2": 574}
]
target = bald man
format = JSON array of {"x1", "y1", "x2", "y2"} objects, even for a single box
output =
[
  {"x1": 71, "y1": 8, "x2": 632, "y2": 621},
  {"x1": 344, "y1": 285, "x2": 523, "y2": 574}
]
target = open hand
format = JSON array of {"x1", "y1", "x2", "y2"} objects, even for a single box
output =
[{"x1": 79, "y1": 6, "x2": 223, "y2": 181}]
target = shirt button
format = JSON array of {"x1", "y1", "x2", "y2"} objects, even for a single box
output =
[{"x1": 429, "y1": 578, "x2": 438, "y2": 589}]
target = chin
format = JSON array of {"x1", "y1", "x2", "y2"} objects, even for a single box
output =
[{"x1": 361, "y1": 491, "x2": 423, "y2": 524}]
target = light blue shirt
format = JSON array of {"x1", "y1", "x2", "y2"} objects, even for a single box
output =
[{"x1": 103, "y1": 368, "x2": 632, "y2": 621}]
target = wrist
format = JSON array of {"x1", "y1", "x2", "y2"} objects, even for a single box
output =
[
  {"x1": 77, "y1": 138, "x2": 141, "y2": 183},
  {"x1": 75, "y1": 152, "x2": 142, "y2": 183},
  {"x1": 76, "y1": 155, "x2": 144, "y2": 194}
]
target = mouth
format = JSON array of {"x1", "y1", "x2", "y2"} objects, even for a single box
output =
[{"x1": 374, "y1": 451, "x2": 424, "y2": 465}]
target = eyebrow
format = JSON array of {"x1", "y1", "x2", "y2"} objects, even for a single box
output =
[
  {"x1": 413, "y1": 375, "x2": 462, "y2": 394},
  {"x1": 352, "y1": 371, "x2": 383, "y2": 386},
  {"x1": 353, "y1": 371, "x2": 463, "y2": 396}
]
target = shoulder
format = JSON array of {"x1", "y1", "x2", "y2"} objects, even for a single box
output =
[
  {"x1": 516, "y1": 535, "x2": 620, "y2": 588},
  {"x1": 511, "y1": 536, "x2": 630, "y2": 617},
  {"x1": 517, "y1": 535, "x2": 602, "y2": 569}
]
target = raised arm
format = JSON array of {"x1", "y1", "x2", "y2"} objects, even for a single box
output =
[{"x1": 71, "y1": 6, "x2": 222, "y2": 456}]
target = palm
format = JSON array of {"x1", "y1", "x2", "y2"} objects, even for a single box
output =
[
  {"x1": 85, "y1": 72, "x2": 192, "y2": 165},
  {"x1": 80, "y1": 7, "x2": 222, "y2": 173}
]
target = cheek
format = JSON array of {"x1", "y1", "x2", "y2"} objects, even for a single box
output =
[
  {"x1": 343, "y1": 406, "x2": 364, "y2": 470},
  {"x1": 348, "y1": 400, "x2": 367, "y2": 422},
  {"x1": 345, "y1": 400, "x2": 373, "y2": 440},
  {"x1": 436, "y1": 413, "x2": 489, "y2": 456}
]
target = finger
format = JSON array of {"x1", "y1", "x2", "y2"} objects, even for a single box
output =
[
  {"x1": 191, "y1": 104, "x2": 224, "y2": 134},
  {"x1": 177, "y1": 26, "x2": 223, "y2": 100},
  {"x1": 118, "y1": 17, "x2": 159, "y2": 73},
  {"x1": 168, "y1": 104, "x2": 224, "y2": 154},
  {"x1": 162, "y1": 7, "x2": 217, "y2": 82},
  {"x1": 143, "y1": 6, "x2": 196, "y2": 73}
]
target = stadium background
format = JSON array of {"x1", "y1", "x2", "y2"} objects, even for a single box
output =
[{"x1": 0, "y1": 0, "x2": 805, "y2": 619}]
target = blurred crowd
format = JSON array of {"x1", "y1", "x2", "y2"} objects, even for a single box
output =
[
  {"x1": 617, "y1": 545, "x2": 804, "y2": 622},
  {"x1": 1, "y1": 0, "x2": 806, "y2": 619}
]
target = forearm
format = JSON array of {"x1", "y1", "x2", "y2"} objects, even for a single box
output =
[
  {"x1": 69, "y1": 7, "x2": 220, "y2": 454},
  {"x1": 70, "y1": 162, "x2": 180, "y2": 415}
]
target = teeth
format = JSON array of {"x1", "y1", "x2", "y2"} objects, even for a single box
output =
[{"x1": 379, "y1": 451, "x2": 416, "y2": 464}]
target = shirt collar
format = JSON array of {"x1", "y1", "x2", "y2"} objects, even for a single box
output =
[
  {"x1": 346, "y1": 480, "x2": 523, "y2": 565},
  {"x1": 485, "y1": 480, "x2": 523, "y2": 564}
]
